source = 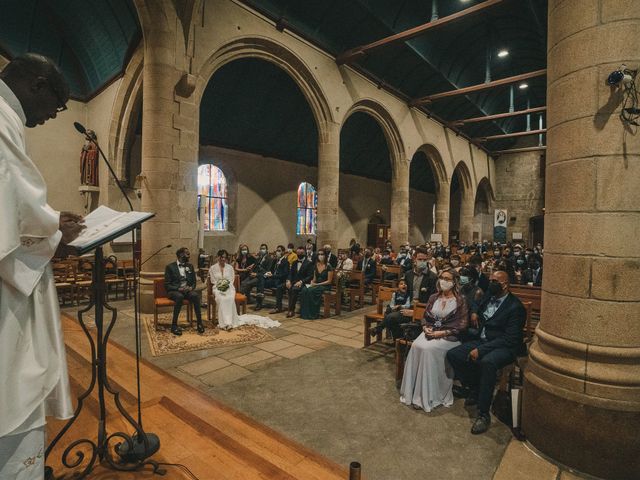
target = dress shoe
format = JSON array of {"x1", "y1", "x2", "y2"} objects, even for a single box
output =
[
  {"x1": 170, "y1": 326, "x2": 182, "y2": 336},
  {"x1": 286, "y1": 311, "x2": 294, "y2": 318},
  {"x1": 369, "y1": 327, "x2": 380, "y2": 338},
  {"x1": 254, "y1": 304, "x2": 263, "y2": 311},
  {"x1": 453, "y1": 384, "x2": 470, "y2": 399},
  {"x1": 269, "y1": 308, "x2": 282, "y2": 314},
  {"x1": 471, "y1": 413, "x2": 491, "y2": 434},
  {"x1": 464, "y1": 396, "x2": 478, "y2": 407},
  {"x1": 197, "y1": 324, "x2": 205, "y2": 334}
]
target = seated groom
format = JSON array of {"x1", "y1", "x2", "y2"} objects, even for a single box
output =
[
  {"x1": 164, "y1": 247, "x2": 204, "y2": 336},
  {"x1": 284, "y1": 246, "x2": 314, "y2": 317},
  {"x1": 446, "y1": 270, "x2": 526, "y2": 435},
  {"x1": 255, "y1": 244, "x2": 289, "y2": 312}
]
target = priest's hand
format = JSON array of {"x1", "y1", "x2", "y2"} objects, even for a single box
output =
[
  {"x1": 55, "y1": 243, "x2": 79, "y2": 259},
  {"x1": 59, "y1": 213, "x2": 86, "y2": 244}
]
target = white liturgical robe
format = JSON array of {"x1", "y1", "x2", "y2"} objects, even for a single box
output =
[{"x1": 0, "y1": 82, "x2": 73, "y2": 439}]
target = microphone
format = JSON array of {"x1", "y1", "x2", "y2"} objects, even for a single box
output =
[
  {"x1": 140, "y1": 244, "x2": 173, "y2": 267},
  {"x1": 74, "y1": 121, "x2": 133, "y2": 211}
]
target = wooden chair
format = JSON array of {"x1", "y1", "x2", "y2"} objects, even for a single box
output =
[
  {"x1": 394, "y1": 303, "x2": 427, "y2": 382},
  {"x1": 53, "y1": 262, "x2": 75, "y2": 306},
  {"x1": 346, "y1": 270, "x2": 365, "y2": 311},
  {"x1": 117, "y1": 259, "x2": 136, "y2": 299},
  {"x1": 205, "y1": 274, "x2": 248, "y2": 326},
  {"x1": 363, "y1": 286, "x2": 395, "y2": 347},
  {"x1": 322, "y1": 270, "x2": 347, "y2": 318},
  {"x1": 104, "y1": 256, "x2": 126, "y2": 301},
  {"x1": 510, "y1": 284, "x2": 542, "y2": 337},
  {"x1": 74, "y1": 258, "x2": 93, "y2": 305},
  {"x1": 153, "y1": 278, "x2": 193, "y2": 330}
]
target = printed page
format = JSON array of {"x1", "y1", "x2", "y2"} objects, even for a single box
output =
[{"x1": 68, "y1": 205, "x2": 153, "y2": 249}]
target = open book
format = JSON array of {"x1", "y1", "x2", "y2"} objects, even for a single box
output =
[{"x1": 68, "y1": 205, "x2": 154, "y2": 254}]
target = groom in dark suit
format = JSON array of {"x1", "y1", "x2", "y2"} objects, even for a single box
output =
[
  {"x1": 164, "y1": 247, "x2": 204, "y2": 336},
  {"x1": 284, "y1": 246, "x2": 314, "y2": 318},
  {"x1": 447, "y1": 270, "x2": 526, "y2": 434}
]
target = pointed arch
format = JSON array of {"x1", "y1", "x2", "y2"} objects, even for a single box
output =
[{"x1": 412, "y1": 144, "x2": 448, "y2": 192}]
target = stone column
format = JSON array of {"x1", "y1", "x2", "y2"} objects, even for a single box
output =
[
  {"x1": 390, "y1": 157, "x2": 409, "y2": 248},
  {"x1": 134, "y1": 0, "x2": 199, "y2": 311},
  {"x1": 458, "y1": 191, "x2": 475, "y2": 243},
  {"x1": 316, "y1": 121, "x2": 340, "y2": 249},
  {"x1": 434, "y1": 181, "x2": 450, "y2": 244},
  {"x1": 522, "y1": 2, "x2": 640, "y2": 479}
]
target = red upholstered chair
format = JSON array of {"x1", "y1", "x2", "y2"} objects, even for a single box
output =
[{"x1": 153, "y1": 278, "x2": 193, "y2": 330}]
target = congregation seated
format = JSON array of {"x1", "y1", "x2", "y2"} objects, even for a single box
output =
[
  {"x1": 322, "y1": 243, "x2": 338, "y2": 268},
  {"x1": 286, "y1": 242, "x2": 298, "y2": 266},
  {"x1": 520, "y1": 256, "x2": 543, "y2": 286},
  {"x1": 256, "y1": 245, "x2": 289, "y2": 312},
  {"x1": 164, "y1": 247, "x2": 204, "y2": 336},
  {"x1": 234, "y1": 244, "x2": 256, "y2": 283},
  {"x1": 403, "y1": 247, "x2": 438, "y2": 306},
  {"x1": 356, "y1": 247, "x2": 376, "y2": 285},
  {"x1": 299, "y1": 251, "x2": 334, "y2": 319},
  {"x1": 336, "y1": 251, "x2": 353, "y2": 271},
  {"x1": 368, "y1": 279, "x2": 412, "y2": 340},
  {"x1": 285, "y1": 246, "x2": 314, "y2": 318},
  {"x1": 446, "y1": 270, "x2": 526, "y2": 434},
  {"x1": 400, "y1": 269, "x2": 468, "y2": 412},
  {"x1": 395, "y1": 245, "x2": 412, "y2": 274},
  {"x1": 240, "y1": 243, "x2": 273, "y2": 304}
]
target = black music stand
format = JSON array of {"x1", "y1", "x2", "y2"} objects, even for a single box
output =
[{"x1": 45, "y1": 217, "x2": 164, "y2": 479}]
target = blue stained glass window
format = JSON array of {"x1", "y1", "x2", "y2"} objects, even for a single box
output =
[
  {"x1": 296, "y1": 182, "x2": 317, "y2": 235},
  {"x1": 197, "y1": 164, "x2": 228, "y2": 231}
]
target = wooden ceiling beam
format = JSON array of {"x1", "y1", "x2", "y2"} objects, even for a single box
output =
[
  {"x1": 450, "y1": 106, "x2": 547, "y2": 127},
  {"x1": 476, "y1": 128, "x2": 546, "y2": 142},
  {"x1": 412, "y1": 69, "x2": 547, "y2": 105},
  {"x1": 492, "y1": 146, "x2": 546, "y2": 155},
  {"x1": 336, "y1": 0, "x2": 506, "y2": 65}
]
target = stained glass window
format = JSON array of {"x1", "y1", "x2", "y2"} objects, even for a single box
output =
[
  {"x1": 296, "y1": 182, "x2": 317, "y2": 235},
  {"x1": 197, "y1": 164, "x2": 227, "y2": 231}
]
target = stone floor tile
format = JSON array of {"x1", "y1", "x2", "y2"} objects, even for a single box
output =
[
  {"x1": 199, "y1": 364, "x2": 252, "y2": 387},
  {"x1": 254, "y1": 338, "x2": 296, "y2": 352},
  {"x1": 326, "y1": 327, "x2": 361, "y2": 338},
  {"x1": 278, "y1": 333, "x2": 330, "y2": 350},
  {"x1": 284, "y1": 325, "x2": 330, "y2": 338},
  {"x1": 244, "y1": 356, "x2": 283, "y2": 372},
  {"x1": 178, "y1": 355, "x2": 232, "y2": 376},
  {"x1": 275, "y1": 345, "x2": 314, "y2": 359},
  {"x1": 230, "y1": 350, "x2": 276, "y2": 367},
  {"x1": 493, "y1": 440, "x2": 559, "y2": 480},
  {"x1": 321, "y1": 334, "x2": 362, "y2": 349},
  {"x1": 217, "y1": 345, "x2": 259, "y2": 360}
]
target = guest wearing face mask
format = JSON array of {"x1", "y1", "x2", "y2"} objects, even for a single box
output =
[
  {"x1": 284, "y1": 247, "x2": 314, "y2": 318},
  {"x1": 368, "y1": 279, "x2": 412, "y2": 340},
  {"x1": 401, "y1": 248, "x2": 438, "y2": 320},
  {"x1": 306, "y1": 239, "x2": 316, "y2": 261},
  {"x1": 357, "y1": 248, "x2": 377, "y2": 286},
  {"x1": 256, "y1": 245, "x2": 289, "y2": 312},
  {"x1": 240, "y1": 243, "x2": 273, "y2": 305},
  {"x1": 395, "y1": 246, "x2": 413, "y2": 273},
  {"x1": 286, "y1": 242, "x2": 298, "y2": 266},
  {"x1": 336, "y1": 251, "x2": 353, "y2": 271},
  {"x1": 513, "y1": 254, "x2": 528, "y2": 283},
  {"x1": 323, "y1": 244, "x2": 338, "y2": 268},
  {"x1": 235, "y1": 244, "x2": 256, "y2": 283},
  {"x1": 299, "y1": 251, "x2": 334, "y2": 319},
  {"x1": 400, "y1": 269, "x2": 469, "y2": 412},
  {"x1": 495, "y1": 259, "x2": 517, "y2": 285},
  {"x1": 468, "y1": 256, "x2": 489, "y2": 293},
  {"x1": 521, "y1": 256, "x2": 543, "y2": 286},
  {"x1": 449, "y1": 254, "x2": 462, "y2": 271},
  {"x1": 447, "y1": 271, "x2": 526, "y2": 434}
]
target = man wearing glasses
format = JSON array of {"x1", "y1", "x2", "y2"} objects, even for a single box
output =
[{"x1": 0, "y1": 53, "x2": 83, "y2": 479}]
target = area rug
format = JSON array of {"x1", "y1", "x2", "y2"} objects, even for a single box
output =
[{"x1": 141, "y1": 313, "x2": 274, "y2": 356}]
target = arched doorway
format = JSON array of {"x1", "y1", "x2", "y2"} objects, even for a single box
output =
[{"x1": 449, "y1": 161, "x2": 474, "y2": 243}]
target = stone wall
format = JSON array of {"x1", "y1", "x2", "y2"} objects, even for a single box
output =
[{"x1": 493, "y1": 144, "x2": 545, "y2": 244}]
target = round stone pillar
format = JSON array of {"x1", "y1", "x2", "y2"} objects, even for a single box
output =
[
  {"x1": 523, "y1": 1, "x2": 640, "y2": 479},
  {"x1": 316, "y1": 121, "x2": 340, "y2": 249},
  {"x1": 390, "y1": 158, "x2": 410, "y2": 248},
  {"x1": 434, "y1": 181, "x2": 450, "y2": 244}
]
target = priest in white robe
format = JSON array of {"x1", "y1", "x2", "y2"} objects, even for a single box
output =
[{"x1": 0, "y1": 54, "x2": 85, "y2": 480}]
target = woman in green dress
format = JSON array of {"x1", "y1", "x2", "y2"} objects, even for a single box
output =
[{"x1": 299, "y1": 253, "x2": 334, "y2": 319}]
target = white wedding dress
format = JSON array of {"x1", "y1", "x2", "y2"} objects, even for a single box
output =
[{"x1": 208, "y1": 263, "x2": 281, "y2": 330}]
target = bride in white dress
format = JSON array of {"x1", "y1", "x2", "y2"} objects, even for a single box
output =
[{"x1": 208, "y1": 249, "x2": 281, "y2": 330}]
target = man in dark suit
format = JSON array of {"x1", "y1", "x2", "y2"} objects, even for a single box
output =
[
  {"x1": 446, "y1": 270, "x2": 526, "y2": 434},
  {"x1": 255, "y1": 244, "x2": 289, "y2": 312},
  {"x1": 285, "y1": 246, "x2": 314, "y2": 317},
  {"x1": 402, "y1": 247, "x2": 438, "y2": 306},
  {"x1": 357, "y1": 247, "x2": 377, "y2": 285},
  {"x1": 164, "y1": 247, "x2": 204, "y2": 336},
  {"x1": 240, "y1": 243, "x2": 273, "y2": 304},
  {"x1": 521, "y1": 256, "x2": 543, "y2": 286},
  {"x1": 322, "y1": 244, "x2": 338, "y2": 269}
]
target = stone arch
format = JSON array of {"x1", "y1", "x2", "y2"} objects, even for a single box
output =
[
  {"x1": 452, "y1": 160, "x2": 474, "y2": 196},
  {"x1": 342, "y1": 98, "x2": 406, "y2": 167},
  {"x1": 450, "y1": 160, "x2": 475, "y2": 242},
  {"x1": 475, "y1": 176, "x2": 495, "y2": 209},
  {"x1": 195, "y1": 36, "x2": 334, "y2": 142},
  {"x1": 108, "y1": 45, "x2": 144, "y2": 183},
  {"x1": 412, "y1": 143, "x2": 448, "y2": 192}
]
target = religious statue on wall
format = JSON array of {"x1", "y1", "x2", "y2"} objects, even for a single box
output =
[{"x1": 80, "y1": 130, "x2": 99, "y2": 186}]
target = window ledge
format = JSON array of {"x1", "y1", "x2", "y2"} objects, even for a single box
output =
[{"x1": 204, "y1": 230, "x2": 235, "y2": 237}]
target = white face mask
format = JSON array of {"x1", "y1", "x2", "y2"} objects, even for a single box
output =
[{"x1": 439, "y1": 279, "x2": 454, "y2": 291}]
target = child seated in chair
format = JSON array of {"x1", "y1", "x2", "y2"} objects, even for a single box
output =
[{"x1": 369, "y1": 279, "x2": 412, "y2": 341}]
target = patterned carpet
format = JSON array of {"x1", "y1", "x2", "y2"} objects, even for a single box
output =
[{"x1": 142, "y1": 313, "x2": 274, "y2": 356}]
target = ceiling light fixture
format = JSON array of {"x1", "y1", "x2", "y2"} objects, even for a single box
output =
[
  {"x1": 497, "y1": 49, "x2": 509, "y2": 58},
  {"x1": 519, "y1": 83, "x2": 529, "y2": 89}
]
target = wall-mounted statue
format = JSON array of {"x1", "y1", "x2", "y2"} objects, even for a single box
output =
[{"x1": 80, "y1": 130, "x2": 99, "y2": 186}]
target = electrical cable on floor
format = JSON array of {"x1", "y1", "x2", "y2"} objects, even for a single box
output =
[{"x1": 156, "y1": 462, "x2": 201, "y2": 480}]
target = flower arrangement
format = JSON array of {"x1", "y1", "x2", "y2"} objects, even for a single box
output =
[{"x1": 216, "y1": 278, "x2": 230, "y2": 292}]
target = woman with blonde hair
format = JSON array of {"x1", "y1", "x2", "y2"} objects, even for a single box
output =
[{"x1": 400, "y1": 268, "x2": 469, "y2": 412}]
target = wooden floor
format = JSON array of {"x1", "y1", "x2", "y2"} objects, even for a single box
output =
[{"x1": 46, "y1": 313, "x2": 349, "y2": 479}]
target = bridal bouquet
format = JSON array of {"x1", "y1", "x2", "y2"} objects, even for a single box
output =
[{"x1": 216, "y1": 278, "x2": 230, "y2": 292}]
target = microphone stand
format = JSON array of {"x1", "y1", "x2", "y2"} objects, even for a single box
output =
[
  {"x1": 45, "y1": 126, "x2": 163, "y2": 479},
  {"x1": 141, "y1": 245, "x2": 173, "y2": 267}
]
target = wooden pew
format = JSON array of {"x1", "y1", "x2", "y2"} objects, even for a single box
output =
[
  {"x1": 510, "y1": 284, "x2": 541, "y2": 339},
  {"x1": 363, "y1": 286, "x2": 395, "y2": 347},
  {"x1": 394, "y1": 303, "x2": 427, "y2": 382},
  {"x1": 322, "y1": 270, "x2": 348, "y2": 317}
]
